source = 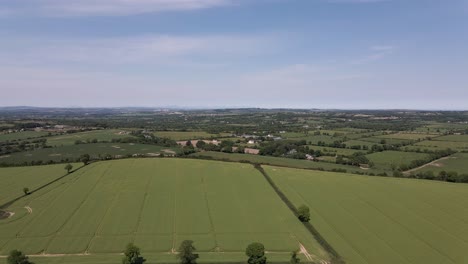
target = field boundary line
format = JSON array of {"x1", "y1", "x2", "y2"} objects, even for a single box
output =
[{"x1": 253, "y1": 164, "x2": 345, "y2": 264}]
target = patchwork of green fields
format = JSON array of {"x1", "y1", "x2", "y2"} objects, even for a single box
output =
[
  {"x1": 265, "y1": 166, "x2": 468, "y2": 264},
  {"x1": 153, "y1": 131, "x2": 230, "y2": 140},
  {"x1": 46, "y1": 129, "x2": 134, "y2": 146},
  {"x1": 412, "y1": 153, "x2": 468, "y2": 175},
  {"x1": 0, "y1": 143, "x2": 178, "y2": 164},
  {"x1": 0, "y1": 131, "x2": 51, "y2": 142},
  {"x1": 0, "y1": 159, "x2": 327, "y2": 263},
  {"x1": 378, "y1": 133, "x2": 438, "y2": 140},
  {"x1": 413, "y1": 140, "x2": 468, "y2": 151},
  {"x1": 366, "y1": 151, "x2": 431, "y2": 170}
]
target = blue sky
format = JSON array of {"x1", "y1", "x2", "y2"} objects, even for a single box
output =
[{"x1": 0, "y1": 0, "x2": 467, "y2": 109}]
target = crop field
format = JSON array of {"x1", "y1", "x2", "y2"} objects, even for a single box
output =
[
  {"x1": 307, "y1": 146, "x2": 362, "y2": 156},
  {"x1": 378, "y1": 133, "x2": 439, "y2": 140},
  {"x1": 343, "y1": 140, "x2": 383, "y2": 148},
  {"x1": 413, "y1": 140, "x2": 468, "y2": 151},
  {"x1": 0, "y1": 131, "x2": 51, "y2": 142},
  {"x1": 0, "y1": 159, "x2": 327, "y2": 263},
  {"x1": 358, "y1": 137, "x2": 411, "y2": 145},
  {"x1": 0, "y1": 143, "x2": 178, "y2": 165},
  {"x1": 152, "y1": 131, "x2": 230, "y2": 140},
  {"x1": 46, "y1": 129, "x2": 134, "y2": 146},
  {"x1": 265, "y1": 166, "x2": 468, "y2": 264},
  {"x1": 434, "y1": 135, "x2": 468, "y2": 142},
  {"x1": 189, "y1": 151, "x2": 381, "y2": 174},
  {"x1": 411, "y1": 153, "x2": 468, "y2": 175},
  {"x1": 0, "y1": 163, "x2": 81, "y2": 205},
  {"x1": 365, "y1": 151, "x2": 431, "y2": 170}
]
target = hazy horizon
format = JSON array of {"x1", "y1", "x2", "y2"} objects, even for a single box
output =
[{"x1": 1, "y1": 0, "x2": 467, "y2": 109}]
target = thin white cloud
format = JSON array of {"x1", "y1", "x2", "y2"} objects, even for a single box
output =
[
  {"x1": 352, "y1": 45, "x2": 396, "y2": 64},
  {"x1": 1, "y1": 0, "x2": 232, "y2": 17},
  {"x1": 0, "y1": 34, "x2": 276, "y2": 66}
]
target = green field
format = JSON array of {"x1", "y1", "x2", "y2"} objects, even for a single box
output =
[
  {"x1": 189, "y1": 151, "x2": 380, "y2": 174},
  {"x1": 153, "y1": 131, "x2": 230, "y2": 141},
  {"x1": 0, "y1": 131, "x2": 51, "y2": 142},
  {"x1": 366, "y1": 151, "x2": 431, "y2": 170},
  {"x1": 46, "y1": 129, "x2": 134, "y2": 146},
  {"x1": 265, "y1": 166, "x2": 468, "y2": 264},
  {"x1": 0, "y1": 159, "x2": 327, "y2": 263},
  {"x1": 307, "y1": 146, "x2": 361, "y2": 156},
  {"x1": 412, "y1": 153, "x2": 468, "y2": 175},
  {"x1": 0, "y1": 143, "x2": 179, "y2": 165},
  {"x1": 378, "y1": 133, "x2": 438, "y2": 141},
  {"x1": 343, "y1": 140, "x2": 382, "y2": 148},
  {"x1": 359, "y1": 137, "x2": 411, "y2": 145},
  {"x1": 434, "y1": 135, "x2": 468, "y2": 142},
  {"x1": 413, "y1": 140, "x2": 468, "y2": 151}
]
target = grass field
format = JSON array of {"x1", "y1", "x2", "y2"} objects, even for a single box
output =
[
  {"x1": 307, "y1": 146, "x2": 361, "y2": 156},
  {"x1": 0, "y1": 163, "x2": 81, "y2": 205},
  {"x1": 343, "y1": 140, "x2": 382, "y2": 148},
  {"x1": 378, "y1": 133, "x2": 439, "y2": 141},
  {"x1": 0, "y1": 159, "x2": 327, "y2": 263},
  {"x1": 0, "y1": 143, "x2": 179, "y2": 165},
  {"x1": 365, "y1": 151, "x2": 431, "y2": 170},
  {"x1": 411, "y1": 153, "x2": 468, "y2": 175},
  {"x1": 189, "y1": 151, "x2": 381, "y2": 174},
  {"x1": 265, "y1": 166, "x2": 468, "y2": 264},
  {"x1": 413, "y1": 140, "x2": 468, "y2": 151},
  {"x1": 358, "y1": 137, "x2": 411, "y2": 145},
  {"x1": 152, "y1": 131, "x2": 231, "y2": 141},
  {"x1": 46, "y1": 130, "x2": 134, "y2": 146},
  {"x1": 0, "y1": 131, "x2": 51, "y2": 142},
  {"x1": 434, "y1": 135, "x2": 468, "y2": 142}
]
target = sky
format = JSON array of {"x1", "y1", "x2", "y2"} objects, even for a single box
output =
[{"x1": 0, "y1": 0, "x2": 467, "y2": 109}]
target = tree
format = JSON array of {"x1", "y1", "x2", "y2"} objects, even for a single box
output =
[
  {"x1": 7, "y1": 250, "x2": 33, "y2": 264},
  {"x1": 23, "y1": 187, "x2": 29, "y2": 196},
  {"x1": 290, "y1": 250, "x2": 300, "y2": 264},
  {"x1": 297, "y1": 205, "x2": 310, "y2": 222},
  {"x1": 65, "y1": 164, "x2": 73, "y2": 173},
  {"x1": 245, "y1": 242, "x2": 267, "y2": 264},
  {"x1": 80, "y1": 154, "x2": 90, "y2": 165},
  {"x1": 178, "y1": 240, "x2": 199, "y2": 264},
  {"x1": 122, "y1": 243, "x2": 145, "y2": 264}
]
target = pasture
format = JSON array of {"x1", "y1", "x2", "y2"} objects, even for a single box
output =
[
  {"x1": 189, "y1": 151, "x2": 380, "y2": 174},
  {"x1": 365, "y1": 151, "x2": 431, "y2": 170},
  {"x1": 378, "y1": 133, "x2": 438, "y2": 141},
  {"x1": 0, "y1": 159, "x2": 327, "y2": 263},
  {"x1": 152, "y1": 131, "x2": 230, "y2": 140},
  {"x1": 265, "y1": 166, "x2": 468, "y2": 264},
  {"x1": 0, "y1": 131, "x2": 51, "y2": 142},
  {"x1": 0, "y1": 143, "x2": 179, "y2": 165},
  {"x1": 411, "y1": 152, "x2": 468, "y2": 175},
  {"x1": 46, "y1": 129, "x2": 134, "y2": 146},
  {"x1": 413, "y1": 140, "x2": 468, "y2": 151}
]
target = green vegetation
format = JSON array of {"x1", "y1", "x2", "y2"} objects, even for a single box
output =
[
  {"x1": 245, "y1": 242, "x2": 266, "y2": 264},
  {"x1": 7, "y1": 249, "x2": 33, "y2": 264},
  {"x1": 153, "y1": 131, "x2": 230, "y2": 141},
  {"x1": 122, "y1": 243, "x2": 145, "y2": 264},
  {"x1": 0, "y1": 159, "x2": 327, "y2": 263},
  {"x1": 0, "y1": 143, "x2": 179, "y2": 166},
  {"x1": 266, "y1": 166, "x2": 468, "y2": 264},
  {"x1": 0, "y1": 131, "x2": 51, "y2": 142},
  {"x1": 411, "y1": 152, "x2": 468, "y2": 175},
  {"x1": 46, "y1": 129, "x2": 134, "y2": 146},
  {"x1": 297, "y1": 205, "x2": 310, "y2": 222},
  {"x1": 365, "y1": 151, "x2": 431, "y2": 170},
  {"x1": 177, "y1": 240, "x2": 198, "y2": 264}
]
